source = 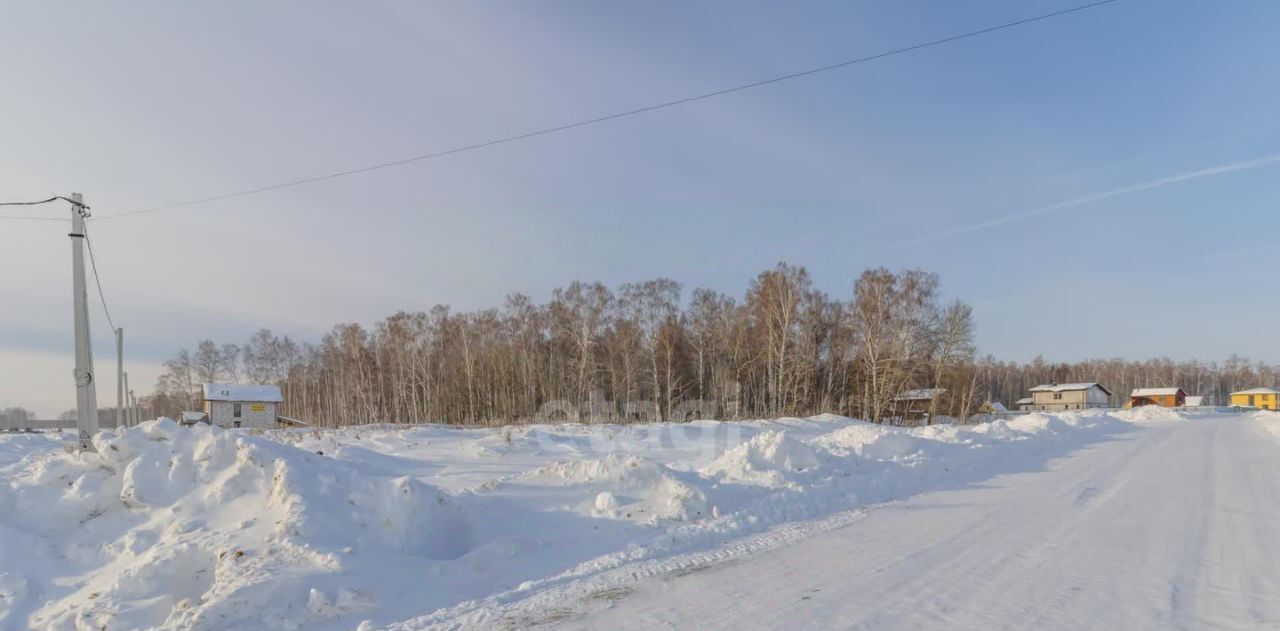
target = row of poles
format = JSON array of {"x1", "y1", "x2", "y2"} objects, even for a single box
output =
[{"x1": 69, "y1": 193, "x2": 142, "y2": 452}]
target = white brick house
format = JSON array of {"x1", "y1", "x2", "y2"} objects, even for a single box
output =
[{"x1": 202, "y1": 383, "x2": 282, "y2": 429}]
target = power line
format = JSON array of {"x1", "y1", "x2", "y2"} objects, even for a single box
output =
[
  {"x1": 97, "y1": 0, "x2": 1123, "y2": 222},
  {"x1": 0, "y1": 196, "x2": 83, "y2": 207},
  {"x1": 0, "y1": 215, "x2": 66, "y2": 222},
  {"x1": 0, "y1": 195, "x2": 81, "y2": 220},
  {"x1": 83, "y1": 222, "x2": 118, "y2": 333},
  {"x1": 0, "y1": 196, "x2": 82, "y2": 220}
]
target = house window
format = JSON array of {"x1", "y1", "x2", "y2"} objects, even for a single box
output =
[
  {"x1": 233, "y1": 403, "x2": 242, "y2": 418},
  {"x1": 1053, "y1": 393, "x2": 1062, "y2": 400},
  {"x1": 234, "y1": 421, "x2": 242, "y2": 428}
]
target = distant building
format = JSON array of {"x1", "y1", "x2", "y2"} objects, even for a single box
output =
[
  {"x1": 1184, "y1": 395, "x2": 1208, "y2": 408},
  {"x1": 202, "y1": 383, "x2": 283, "y2": 429},
  {"x1": 1128, "y1": 388, "x2": 1186, "y2": 408},
  {"x1": 276, "y1": 415, "x2": 310, "y2": 428},
  {"x1": 1027, "y1": 383, "x2": 1111, "y2": 411},
  {"x1": 1015, "y1": 397, "x2": 1034, "y2": 412},
  {"x1": 1229, "y1": 387, "x2": 1280, "y2": 410},
  {"x1": 971, "y1": 401, "x2": 1009, "y2": 422},
  {"x1": 180, "y1": 411, "x2": 210, "y2": 425},
  {"x1": 889, "y1": 388, "x2": 946, "y2": 422}
]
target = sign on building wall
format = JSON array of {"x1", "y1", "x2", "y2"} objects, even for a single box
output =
[{"x1": 250, "y1": 404, "x2": 266, "y2": 413}]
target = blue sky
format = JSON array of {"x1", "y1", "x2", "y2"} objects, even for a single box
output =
[{"x1": 3, "y1": 0, "x2": 1280, "y2": 415}]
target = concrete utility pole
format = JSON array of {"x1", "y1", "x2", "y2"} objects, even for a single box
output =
[
  {"x1": 122, "y1": 371, "x2": 130, "y2": 428},
  {"x1": 69, "y1": 193, "x2": 98, "y2": 451},
  {"x1": 116, "y1": 328, "x2": 124, "y2": 429}
]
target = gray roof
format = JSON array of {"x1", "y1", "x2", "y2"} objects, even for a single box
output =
[
  {"x1": 892, "y1": 388, "x2": 946, "y2": 402},
  {"x1": 1029, "y1": 382, "x2": 1112, "y2": 396},
  {"x1": 202, "y1": 383, "x2": 283, "y2": 403}
]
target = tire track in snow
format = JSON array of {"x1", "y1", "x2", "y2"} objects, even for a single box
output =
[
  {"x1": 562, "y1": 415, "x2": 1280, "y2": 630},
  {"x1": 381, "y1": 415, "x2": 1137, "y2": 630}
]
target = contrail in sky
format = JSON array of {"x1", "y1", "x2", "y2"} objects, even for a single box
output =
[{"x1": 884, "y1": 152, "x2": 1280, "y2": 250}]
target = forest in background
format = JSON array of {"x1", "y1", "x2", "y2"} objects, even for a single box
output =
[{"x1": 138, "y1": 263, "x2": 1280, "y2": 427}]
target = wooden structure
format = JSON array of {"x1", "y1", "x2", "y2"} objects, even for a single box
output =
[
  {"x1": 889, "y1": 388, "x2": 946, "y2": 423},
  {"x1": 1127, "y1": 387, "x2": 1186, "y2": 408},
  {"x1": 1229, "y1": 387, "x2": 1280, "y2": 410},
  {"x1": 180, "y1": 411, "x2": 210, "y2": 425},
  {"x1": 1026, "y1": 382, "x2": 1111, "y2": 411}
]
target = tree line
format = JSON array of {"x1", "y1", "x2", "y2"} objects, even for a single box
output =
[
  {"x1": 0, "y1": 407, "x2": 36, "y2": 424},
  {"x1": 142, "y1": 262, "x2": 1280, "y2": 427},
  {"x1": 147, "y1": 264, "x2": 977, "y2": 426}
]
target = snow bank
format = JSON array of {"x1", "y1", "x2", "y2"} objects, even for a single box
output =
[
  {"x1": 1251, "y1": 410, "x2": 1280, "y2": 442},
  {"x1": 812, "y1": 423, "x2": 926, "y2": 460},
  {"x1": 0, "y1": 420, "x2": 471, "y2": 630},
  {"x1": 701, "y1": 431, "x2": 820, "y2": 485},
  {"x1": 517, "y1": 453, "x2": 708, "y2": 522},
  {"x1": 1112, "y1": 406, "x2": 1176, "y2": 422}
]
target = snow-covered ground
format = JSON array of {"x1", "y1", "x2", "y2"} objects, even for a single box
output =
[
  {"x1": 566, "y1": 408, "x2": 1280, "y2": 630},
  {"x1": 0, "y1": 408, "x2": 1274, "y2": 630}
]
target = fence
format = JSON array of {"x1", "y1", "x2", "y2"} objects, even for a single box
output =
[{"x1": 0, "y1": 419, "x2": 120, "y2": 432}]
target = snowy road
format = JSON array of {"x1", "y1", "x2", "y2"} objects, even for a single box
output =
[{"x1": 566, "y1": 415, "x2": 1280, "y2": 630}]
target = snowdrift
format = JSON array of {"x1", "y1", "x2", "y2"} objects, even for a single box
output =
[
  {"x1": 516, "y1": 453, "x2": 709, "y2": 522},
  {"x1": 0, "y1": 408, "x2": 1160, "y2": 630},
  {"x1": 0, "y1": 420, "x2": 470, "y2": 630},
  {"x1": 701, "y1": 430, "x2": 820, "y2": 486}
]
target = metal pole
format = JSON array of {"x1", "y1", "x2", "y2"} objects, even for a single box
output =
[
  {"x1": 116, "y1": 328, "x2": 124, "y2": 429},
  {"x1": 129, "y1": 390, "x2": 138, "y2": 425},
  {"x1": 70, "y1": 193, "x2": 98, "y2": 451}
]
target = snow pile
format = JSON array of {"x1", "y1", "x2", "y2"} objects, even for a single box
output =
[
  {"x1": 812, "y1": 423, "x2": 926, "y2": 460},
  {"x1": 1252, "y1": 410, "x2": 1280, "y2": 441},
  {"x1": 701, "y1": 431, "x2": 820, "y2": 485},
  {"x1": 516, "y1": 453, "x2": 708, "y2": 522},
  {"x1": 1000, "y1": 412, "x2": 1067, "y2": 433},
  {"x1": 0, "y1": 420, "x2": 471, "y2": 630},
  {"x1": 1114, "y1": 405, "x2": 1192, "y2": 423}
]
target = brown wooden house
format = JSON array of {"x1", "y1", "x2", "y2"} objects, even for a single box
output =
[{"x1": 1128, "y1": 387, "x2": 1186, "y2": 408}]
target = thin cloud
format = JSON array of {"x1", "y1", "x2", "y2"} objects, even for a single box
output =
[{"x1": 884, "y1": 152, "x2": 1280, "y2": 250}]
